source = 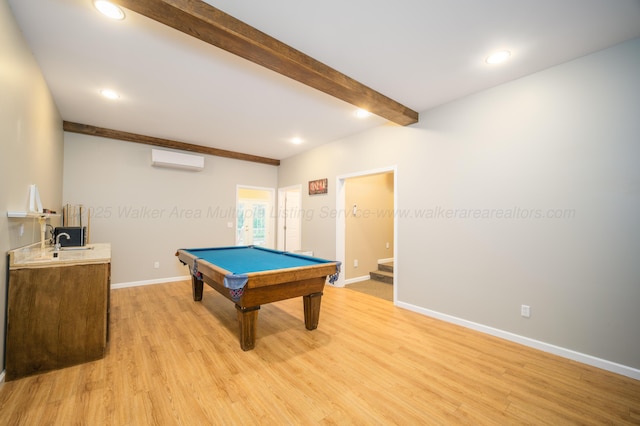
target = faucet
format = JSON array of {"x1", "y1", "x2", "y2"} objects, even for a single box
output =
[{"x1": 54, "y1": 232, "x2": 71, "y2": 252}]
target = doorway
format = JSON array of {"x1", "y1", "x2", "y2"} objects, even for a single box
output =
[
  {"x1": 236, "y1": 186, "x2": 275, "y2": 248},
  {"x1": 336, "y1": 166, "x2": 397, "y2": 302}
]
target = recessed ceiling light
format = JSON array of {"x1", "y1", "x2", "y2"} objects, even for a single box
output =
[
  {"x1": 485, "y1": 50, "x2": 511, "y2": 65},
  {"x1": 291, "y1": 137, "x2": 303, "y2": 145},
  {"x1": 355, "y1": 109, "x2": 371, "y2": 119},
  {"x1": 94, "y1": 1, "x2": 125, "y2": 20},
  {"x1": 100, "y1": 89, "x2": 120, "y2": 99}
]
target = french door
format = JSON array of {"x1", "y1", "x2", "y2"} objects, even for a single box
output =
[
  {"x1": 236, "y1": 200, "x2": 268, "y2": 246},
  {"x1": 236, "y1": 186, "x2": 275, "y2": 247}
]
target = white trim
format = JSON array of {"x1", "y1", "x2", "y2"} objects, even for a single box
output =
[
  {"x1": 343, "y1": 275, "x2": 371, "y2": 286},
  {"x1": 335, "y1": 177, "x2": 346, "y2": 287},
  {"x1": 111, "y1": 275, "x2": 189, "y2": 289},
  {"x1": 396, "y1": 300, "x2": 640, "y2": 381},
  {"x1": 0, "y1": 370, "x2": 5, "y2": 384}
]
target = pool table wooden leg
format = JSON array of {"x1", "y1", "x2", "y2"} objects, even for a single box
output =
[
  {"x1": 303, "y1": 292, "x2": 323, "y2": 330},
  {"x1": 236, "y1": 305, "x2": 260, "y2": 351},
  {"x1": 191, "y1": 275, "x2": 203, "y2": 301}
]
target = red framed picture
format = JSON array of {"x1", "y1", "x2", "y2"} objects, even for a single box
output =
[{"x1": 308, "y1": 178, "x2": 328, "y2": 195}]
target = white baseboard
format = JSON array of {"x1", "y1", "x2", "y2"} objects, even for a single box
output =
[
  {"x1": 111, "y1": 275, "x2": 189, "y2": 289},
  {"x1": 333, "y1": 259, "x2": 393, "y2": 288},
  {"x1": 395, "y1": 300, "x2": 640, "y2": 381},
  {"x1": 0, "y1": 370, "x2": 4, "y2": 384},
  {"x1": 343, "y1": 275, "x2": 371, "y2": 285},
  {"x1": 116, "y1": 274, "x2": 373, "y2": 290}
]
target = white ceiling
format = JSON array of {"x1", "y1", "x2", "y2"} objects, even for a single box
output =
[{"x1": 8, "y1": 0, "x2": 640, "y2": 161}]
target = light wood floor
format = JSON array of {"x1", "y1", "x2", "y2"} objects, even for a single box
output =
[{"x1": 1, "y1": 281, "x2": 638, "y2": 425}]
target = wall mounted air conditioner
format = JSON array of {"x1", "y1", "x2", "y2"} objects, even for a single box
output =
[{"x1": 151, "y1": 149, "x2": 204, "y2": 171}]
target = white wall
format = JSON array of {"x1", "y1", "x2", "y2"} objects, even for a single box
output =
[
  {"x1": 63, "y1": 133, "x2": 279, "y2": 284},
  {"x1": 1, "y1": 0, "x2": 63, "y2": 372},
  {"x1": 278, "y1": 38, "x2": 640, "y2": 374}
]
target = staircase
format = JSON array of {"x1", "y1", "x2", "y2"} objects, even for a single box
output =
[{"x1": 369, "y1": 262, "x2": 394, "y2": 285}]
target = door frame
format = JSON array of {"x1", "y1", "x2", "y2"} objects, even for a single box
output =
[{"x1": 335, "y1": 166, "x2": 398, "y2": 301}]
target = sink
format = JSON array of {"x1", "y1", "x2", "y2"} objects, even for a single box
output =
[
  {"x1": 25, "y1": 246, "x2": 94, "y2": 262},
  {"x1": 9, "y1": 243, "x2": 109, "y2": 268},
  {"x1": 60, "y1": 246, "x2": 94, "y2": 251},
  {"x1": 28, "y1": 256, "x2": 57, "y2": 262}
]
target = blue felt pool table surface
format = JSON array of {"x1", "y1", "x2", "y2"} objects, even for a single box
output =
[{"x1": 181, "y1": 246, "x2": 334, "y2": 274}]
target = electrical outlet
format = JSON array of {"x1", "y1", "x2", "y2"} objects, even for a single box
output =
[
  {"x1": 521, "y1": 304, "x2": 531, "y2": 318},
  {"x1": 354, "y1": 259, "x2": 358, "y2": 268},
  {"x1": 154, "y1": 261, "x2": 160, "y2": 269},
  {"x1": 386, "y1": 242, "x2": 390, "y2": 249}
]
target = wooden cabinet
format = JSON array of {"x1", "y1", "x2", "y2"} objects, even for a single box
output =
[{"x1": 6, "y1": 254, "x2": 110, "y2": 381}]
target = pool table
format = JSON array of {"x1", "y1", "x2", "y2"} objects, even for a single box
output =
[{"x1": 176, "y1": 246, "x2": 340, "y2": 350}]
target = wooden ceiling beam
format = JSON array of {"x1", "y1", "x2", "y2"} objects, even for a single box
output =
[
  {"x1": 63, "y1": 121, "x2": 280, "y2": 166},
  {"x1": 112, "y1": 0, "x2": 419, "y2": 126}
]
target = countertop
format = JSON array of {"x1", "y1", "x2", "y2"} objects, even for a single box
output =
[{"x1": 8, "y1": 243, "x2": 111, "y2": 269}]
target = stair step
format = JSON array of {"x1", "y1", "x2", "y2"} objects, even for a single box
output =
[
  {"x1": 370, "y1": 270, "x2": 394, "y2": 285},
  {"x1": 378, "y1": 262, "x2": 394, "y2": 273}
]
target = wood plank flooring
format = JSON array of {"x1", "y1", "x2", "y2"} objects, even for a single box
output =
[{"x1": 1, "y1": 280, "x2": 638, "y2": 425}]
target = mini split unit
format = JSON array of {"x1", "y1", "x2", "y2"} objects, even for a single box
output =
[{"x1": 151, "y1": 149, "x2": 204, "y2": 171}]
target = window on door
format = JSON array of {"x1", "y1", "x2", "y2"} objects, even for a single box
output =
[
  {"x1": 237, "y1": 200, "x2": 268, "y2": 246},
  {"x1": 236, "y1": 186, "x2": 275, "y2": 247}
]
